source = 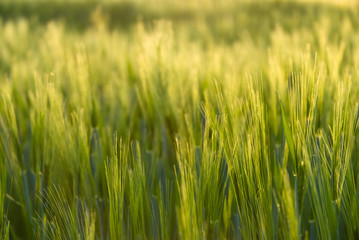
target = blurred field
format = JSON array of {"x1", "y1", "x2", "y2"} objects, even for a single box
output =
[{"x1": 1, "y1": 0, "x2": 359, "y2": 239}]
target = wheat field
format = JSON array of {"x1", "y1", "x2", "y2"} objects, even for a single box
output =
[{"x1": 1, "y1": 1, "x2": 359, "y2": 239}]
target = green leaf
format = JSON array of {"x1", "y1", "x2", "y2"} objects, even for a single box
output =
[{"x1": 280, "y1": 100, "x2": 296, "y2": 167}]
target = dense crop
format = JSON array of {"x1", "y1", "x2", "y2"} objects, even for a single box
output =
[{"x1": 1, "y1": 1, "x2": 359, "y2": 239}]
